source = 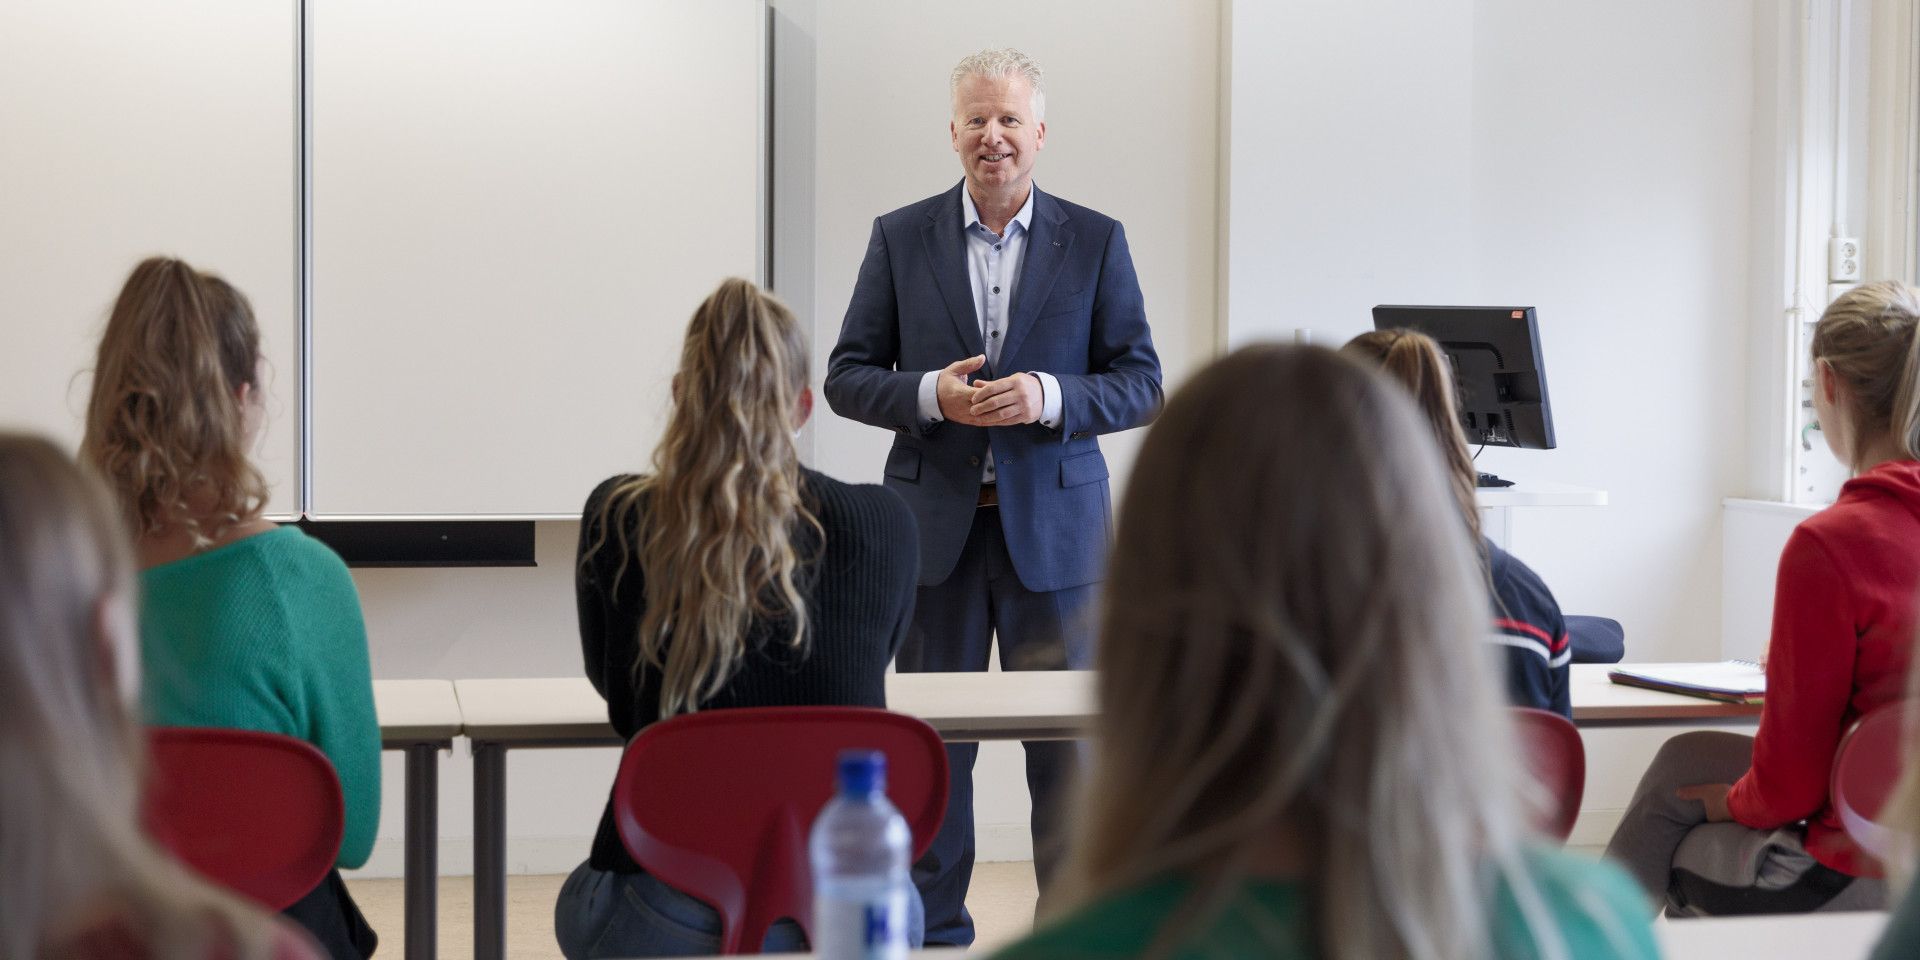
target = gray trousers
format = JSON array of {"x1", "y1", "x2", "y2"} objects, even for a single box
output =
[{"x1": 1603, "y1": 730, "x2": 1886, "y2": 917}]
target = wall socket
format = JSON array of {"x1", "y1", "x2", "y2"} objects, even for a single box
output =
[{"x1": 1830, "y1": 237, "x2": 1862, "y2": 282}]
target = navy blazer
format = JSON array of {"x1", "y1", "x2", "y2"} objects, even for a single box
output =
[{"x1": 825, "y1": 183, "x2": 1162, "y2": 593}]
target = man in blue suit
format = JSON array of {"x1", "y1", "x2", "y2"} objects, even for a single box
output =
[{"x1": 824, "y1": 48, "x2": 1161, "y2": 946}]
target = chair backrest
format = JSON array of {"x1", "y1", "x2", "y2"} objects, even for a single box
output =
[
  {"x1": 611, "y1": 706, "x2": 948, "y2": 954},
  {"x1": 141, "y1": 727, "x2": 344, "y2": 911},
  {"x1": 1512, "y1": 707, "x2": 1585, "y2": 843},
  {"x1": 1832, "y1": 703, "x2": 1906, "y2": 862}
]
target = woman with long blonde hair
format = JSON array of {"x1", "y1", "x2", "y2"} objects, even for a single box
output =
[
  {"x1": 1343, "y1": 329, "x2": 1573, "y2": 717},
  {"x1": 0, "y1": 434, "x2": 319, "y2": 959},
  {"x1": 82, "y1": 256, "x2": 381, "y2": 958},
  {"x1": 1606, "y1": 281, "x2": 1920, "y2": 916},
  {"x1": 556, "y1": 278, "x2": 921, "y2": 958},
  {"x1": 991, "y1": 345, "x2": 1654, "y2": 960}
]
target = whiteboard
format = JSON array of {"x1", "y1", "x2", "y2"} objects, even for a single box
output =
[
  {"x1": 0, "y1": 0, "x2": 301, "y2": 517},
  {"x1": 308, "y1": 0, "x2": 768, "y2": 518}
]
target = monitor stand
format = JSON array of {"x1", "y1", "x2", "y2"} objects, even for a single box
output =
[{"x1": 1475, "y1": 472, "x2": 1515, "y2": 489}]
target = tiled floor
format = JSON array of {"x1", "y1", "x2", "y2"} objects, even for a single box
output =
[{"x1": 346, "y1": 860, "x2": 1039, "y2": 958}]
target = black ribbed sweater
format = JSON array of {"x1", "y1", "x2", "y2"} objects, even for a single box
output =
[{"x1": 576, "y1": 467, "x2": 920, "y2": 872}]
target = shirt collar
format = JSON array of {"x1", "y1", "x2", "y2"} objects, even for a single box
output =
[{"x1": 961, "y1": 185, "x2": 1036, "y2": 236}]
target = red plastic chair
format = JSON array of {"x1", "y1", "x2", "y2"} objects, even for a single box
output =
[
  {"x1": 1513, "y1": 707, "x2": 1585, "y2": 843},
  {"x1": 141, "y1": 727, "x2": 344, "y2": 911},
  {"x1": 1832, "y1": 703, "x2": 1906, "y2": 863},
  {"x1": 611, "y1": 706, "x2": 949, "y2": 954}
]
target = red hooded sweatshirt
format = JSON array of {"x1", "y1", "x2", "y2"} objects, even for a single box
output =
[{"x1": 1726, "y1": 459, "x2": 1920, "y2": 876}]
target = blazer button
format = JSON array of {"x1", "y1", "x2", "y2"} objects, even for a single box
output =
[{"x1": 968, "y1": 455, "x2": 981, "y2": 467}]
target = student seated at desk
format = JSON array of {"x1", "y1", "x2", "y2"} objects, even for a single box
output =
[
  {"x1": 80, "y1": 258, "x2": 381, "y2": 959},
  {"x1": 990, "y1": 346, "x2": 1655, "y2": 960},
  {"x1": 1343, "y1": 329, "x2": 1571, "y2": 717},
  {"x1": 556, "y1": 278, "x2": 921, "y2": 958},
  {"x1": 1606, "y1": 281, "x2": 1920, "y2": 916},
  {"x1": 0, "y1": 435, "x2": 321, "y2": 960}
]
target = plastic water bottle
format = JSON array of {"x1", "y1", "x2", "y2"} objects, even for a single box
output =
[{"x1": 810, "y1": 749, "x2": 911, "y2": 960}]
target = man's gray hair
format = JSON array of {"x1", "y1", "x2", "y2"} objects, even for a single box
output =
[{"x1": 950, "y1": 47, "x2": 1046, "y2": 121}]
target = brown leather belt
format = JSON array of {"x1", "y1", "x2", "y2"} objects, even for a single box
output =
[{"x1": 976, "y1": 484, "x2": 998, "y2": 508}]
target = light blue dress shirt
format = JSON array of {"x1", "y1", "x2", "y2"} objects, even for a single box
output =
[{"x1": 916, "y1": 187, "x2": 1064, "y2": 484}]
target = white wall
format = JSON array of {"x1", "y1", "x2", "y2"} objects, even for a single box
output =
[{"x1": 1228, "y1": 0, "x2": 1756, "y2": 664}]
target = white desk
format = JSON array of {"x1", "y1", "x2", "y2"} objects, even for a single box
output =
[
  {"x1": 1477, "y1": 481, "x2": 1607, "y2": 549},
  {"x1": 1569, "y1": 664, "x2": 1763, "y2": 725},
  {"x1": 1655, "y1": 910, "x2": 1886, "y2": 958},
  {"x1": 1476, "y1": 480, "x2": 1609, "y2": 509},
  {"x1": 373, "y1": 679, "x2": 462, "y2": 960},
  {"x1": 452, "y1": 666, "x2": 1756, "y2": 959},
  {"x1": 451, "y1": 671, "x2": 1102, "y2": 960}
]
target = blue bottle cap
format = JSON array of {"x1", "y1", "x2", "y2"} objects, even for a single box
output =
[{"x1": 836, "y1": 749, "x2": 887, "y2": 795}]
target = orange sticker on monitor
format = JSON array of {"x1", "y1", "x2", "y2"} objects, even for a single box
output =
[{"x1": 1511, "y1": 310, "x2": 1524, "y2": 318}]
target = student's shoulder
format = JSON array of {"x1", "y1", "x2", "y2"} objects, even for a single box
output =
[
  {"x1": 583, "y1": 473, "x2": 644, "y2": 515},
  {"x1": 1487, "y1": 543, "x2": 1560, "y2": 611},
  {"x1": 243, "y1": 527, "x2": 356, "y2": 602},
  {"x1": 804, "y1": 469, "x2": 915, "y2": 529},
  {"x1": 991, "y1": 880, "x2": 1193, "y2": 960},
  {"x1": 579, "y1": 473, "x2": 648, "y2": 536},
  {"x1": 1498, "y1": 848, "x2": 1657, "y2": 959}
]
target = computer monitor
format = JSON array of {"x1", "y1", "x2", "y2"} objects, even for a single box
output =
[{"x1": 1370, "y1": 305, "x2": 1557, "y2": 452}]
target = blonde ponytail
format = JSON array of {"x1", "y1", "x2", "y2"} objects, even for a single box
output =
[
  {"x1": 589, "y1": 279, "x2": 820, "y2": 718},
  {"x1": 1342, "y1": 329, "x2": 1483, "y2": 546},
  {"x1": 1810, "y1": 281, "x2": 1920, "y2": 469},
  {"x1": 1897, "y1": 305, "x2": 1920, "y2": 460},
  {"x1": 81, "y1": 257, "x2": 268, "y2": 546}
]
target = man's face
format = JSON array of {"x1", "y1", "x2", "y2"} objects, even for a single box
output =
[{"x1": 951, "y1": 73, "x2": 1045, "y2": 199}]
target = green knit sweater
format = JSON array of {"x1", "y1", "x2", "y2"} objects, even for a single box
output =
[
  {"x1": 992, "y1": 849, "x2": 1658, "y2": 960},
  {"x1": 140, "y1": 525, "x2": 380, "y2": 868}
]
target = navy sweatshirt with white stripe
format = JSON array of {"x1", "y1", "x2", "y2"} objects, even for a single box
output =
[{"x1": 1486, "y1": 539, "x2": 1571, "y2": 718}]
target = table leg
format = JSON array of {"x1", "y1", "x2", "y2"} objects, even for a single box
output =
[
  {"x1": 473, "y1": 741, "x2": 507, "y2": 960},
  {"x1": 403, "y1": 743, "x2": 439, "y2": 960}
]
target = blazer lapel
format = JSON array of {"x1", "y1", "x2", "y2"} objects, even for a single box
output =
[
  {"x1": 997, "y1": 186, "x2": 1071, "y2": 374},
  {"x1": 920, "y1": 183, "x2": 986, "y2": 362}
]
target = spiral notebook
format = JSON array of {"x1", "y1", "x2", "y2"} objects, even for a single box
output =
[{"x1": 1606, "y1": 661, "x2": 1766, "y2": 704}]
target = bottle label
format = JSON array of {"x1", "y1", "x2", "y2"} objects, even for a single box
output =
[{"x1": 813, "y1": 888, "x2": 908, "y2": 960}]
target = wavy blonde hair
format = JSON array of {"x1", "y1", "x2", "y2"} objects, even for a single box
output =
[
  {"x1": 589, "y1": 278, "x2": 820, "y2": 718},
  {"x1": 1342, "y1": 329, "x2": 1483, "y2": 546},
  {"x1": 1054, "y1": 345, "x2": 1576, "y2": 960},
  {"x1": 1810, "y1": 280, "x2": 1920, "y2": 472},
  {"x1": 0, "y1": 435, "x2": 274, "y2": 959},
  {"x1": 81, "y1": 256, "x2": 268, "y2": 546}
]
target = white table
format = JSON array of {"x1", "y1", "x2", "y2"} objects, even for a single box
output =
[
  {"x1": 451, "y1": 671, "x2": 1101, "y2": 960},
  {"x1": 1476, "y1": 481, "x2": 1607, "y2": 550},
  {"x1": 452, "y1": 665, "x2": 1757, "y2": 959},
  {"x1": 1569, "y1": 664, "x2": 1763, "y2": 725},
  {"x1": 1655, "y1": 910, "x2": 1886, "y2": 958},
  {"x1": 373, "y1": 679, "x2": 463, "y2": 960}
]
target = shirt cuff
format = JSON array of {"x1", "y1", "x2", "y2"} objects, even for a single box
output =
[
  {"x1": 1035, "y1": 371, "x2": 1063, "y2": 431},
  {"x1": 917, "y1": 370, "x2": 944, "y2": 427}
]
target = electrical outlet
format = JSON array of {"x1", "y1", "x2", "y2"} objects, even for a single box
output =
[{"x1": 1830, "y1": 237, "x2": 1862, "y2": 282}]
